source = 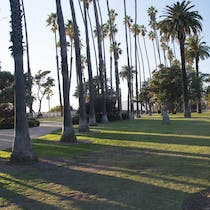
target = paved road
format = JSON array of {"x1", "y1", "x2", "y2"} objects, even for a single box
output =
[{"x1": 0, "y1": 121, "x2": 62, "y2": 151}]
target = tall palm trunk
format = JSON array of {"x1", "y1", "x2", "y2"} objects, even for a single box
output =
[
  {"x1": 134, "y1": 0, "x2": 140, "y2": 117},
  {"x1": 93, "y1": 0, "x2": 108, "y2": 123},
  {"x1": 21, "y1": 0, "x2": 33, "y2": 114},
  {"x1": 106, "y1": 0, "x2": 122, "y2": 118},
  {"x1": 69, "y1": 0, "x2": 89, "y2": 131},
  {"x1": 56, "y1": 0, "x2": 76, "y2": 142},
  {"x1": 96, "y1": 0, "x2": 108, "y2": 95},
  {"x1": 155, "y1": 30, "x2": 162, "y2": 65},
  {"x1": 142, "y1": 36, "x2": 151, "y2": 78},
  {"x1": 195, "y1": 56, "x2": 202, "y2": 113},
  {"x1": 152, "y1": 39, "x2": 158, "y2": 70},
  {"x1": 54, "y1": 32, "x2": 63, "y2": 116},
  {"x1": 10, "y1": 0, "x2": 36, "y2": 162},
  {"x1": 123, "y1": 0, "x2": 134, "y2": 120},
  {"x1": 83, "y1": 1, "x2": 96, "y2": 125},
  {"x1": 179, "y1": 37, "x2": 191, "y2": 118}
]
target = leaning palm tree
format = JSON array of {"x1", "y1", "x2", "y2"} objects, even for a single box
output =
[
  {"x1": 56, "y1": 0, "x2": 76, "y2": 141},
  {"x1": 186, "y1": 35, "x2": 210, "y2": 113},
  {"x1": 46, "y1": 13, "x2": 63, "y2": 117},
  {"x1": 82, "y1": 0, "x2": 97, "y2": 125},
  {"x1": 158, "y1": 0, "x2": 202, "y2": 118},
  {"x1": 69, "y1": 0, "x2": 89, "y2": 131},
  {"x1": 21, "y1": 0, "x2": 33, "y2": 115},
  {"x1": 10, "y1": 0, "x2": 36, "y2": 162}
]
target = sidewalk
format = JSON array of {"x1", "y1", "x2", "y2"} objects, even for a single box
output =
[{"x1": 0, "y1": 121, "x2": 62, "y2": 151}]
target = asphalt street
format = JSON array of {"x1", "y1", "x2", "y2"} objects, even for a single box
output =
[{"x1": 0, "y1": 121, "x2": 62, "y2": 151}]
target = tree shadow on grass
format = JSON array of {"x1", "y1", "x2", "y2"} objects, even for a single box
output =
[
  {"x1": 80, "y1": 128, "x2": 210, "y2": 147},
  {"x1": 0, "y1": 155, "x2": 186, "y2": 210},
  {"x1": 1, "y1": 139, "x2": 210, "y2": 209}
]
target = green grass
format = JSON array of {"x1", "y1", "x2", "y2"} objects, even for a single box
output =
[{"x1": 1, "y1": 112, "x2": 210, "y2": 209}]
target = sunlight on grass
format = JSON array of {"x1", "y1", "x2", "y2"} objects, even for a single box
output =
[
  {"x1": 0, "y1": 151, "x2": 11, "y2": 159},
  {"x1": 1, "y1": 111, "x2": 210, "y2": 209}
]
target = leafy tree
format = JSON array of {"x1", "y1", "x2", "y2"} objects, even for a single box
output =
[
  {"x1": 149, "y1": 62, "x2": 183, "y2": 113},
  {"x1": 34, "y1": 70, "x2": 55, "y2": 115},
  {"x1": 186, "y1": 35, "x2": 210, "y2": 113},
  {"x1": 158, "y1": 0, "x2": 202, "y2": 118},
  {"x1": 0, "y1": 71, "x2": 14, "y2": 103}
]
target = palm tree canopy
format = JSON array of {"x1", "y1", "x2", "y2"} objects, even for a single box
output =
[
  {"x1": 46, "y1": 13, "x2": 57, "y2": 33},
  {"x1": 158, "y1": 1, "x2": 202, "y2": 41},
  {"x1": 186, "y1": 35, "x2": 210, "y2": 61},
  {"x1": 120, "y1": 65, "x2": 135, "y2": 81},
  {"x1": 65, "y1": 19, "x2": 74, "y2": 41}
]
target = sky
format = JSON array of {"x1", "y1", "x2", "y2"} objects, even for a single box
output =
[{"x1": 0, "y1": 0, "x2": 210, "y2": 112}]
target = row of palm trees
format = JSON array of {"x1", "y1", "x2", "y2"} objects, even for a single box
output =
[{"x1": 9, "y1": 0, "x2": 209, "y2": 162}]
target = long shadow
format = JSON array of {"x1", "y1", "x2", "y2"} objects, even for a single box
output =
[
  {"x1": 0, "y1": 182, "x2": 59, "y2": 209},
  {"x1": 1, "y1": 139, "x2": 210, "y2": 209},
  {"x1": 79, "y1": 129, "x2": 210, "y2": 147},
  {"x1": 0, "y1": 156, "x2": 186, "y2": 210}
]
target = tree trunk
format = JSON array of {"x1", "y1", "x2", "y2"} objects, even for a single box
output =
[
  {"x1": 195, "y1": 56, "x2": 202, "y2": 113},
  {"x1": 106, "y1": 0, "x2": 122, "y2": 119},
  {"x1": 69, "y1": 0, "x2": 89, "y2": 131},
  {"x1": 143, "y1": 36, "x2": 151, "y2": 79},
  {"x1": 93, "y1": 0, "x2": 108, "y2": 123},
  {"x1": 10, "y1": 0, "x2": 36, "y2": 162},
  {"x1": 179, "y1": 37, "x2": 191, "y2": 118},
  {"x1": 83, "y1": 1, "x2": 96, "y2": 125},
  {"x1": 54, "y1": 32, "x2": 63, "y2": 117},
  {"x1": 21, "y1": 0, "x2": 33, "y2": 115},
  {"x1": 56, "y1": 0, "x2": 76, "y2": 142},
  {"x1": 134, "y1": 0, "x2": 140, "y2": 117},
  {"x1": 123, "y1": 0, "x2": 134, "y2": 120}
]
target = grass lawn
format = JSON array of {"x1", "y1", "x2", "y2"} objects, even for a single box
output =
[{"x1": 0, "y1": 112, "x2": 210, "y2": 209}]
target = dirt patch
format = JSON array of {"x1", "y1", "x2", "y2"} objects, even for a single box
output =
[{"x1": 182, "y1": 190, "x2": 210, "y2": 210}]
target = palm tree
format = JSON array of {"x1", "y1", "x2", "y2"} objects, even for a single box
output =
[
  {"x1": 82, "y1": 0, "x2": 97, "y2": 125},
  {"x1": 69, "y1": 0, "x2": 89, "y2": 131},
  {"x1": 123, "y1": 0, "x2": 134, "y2": 120},
  {"x1": 148, "y1": 6, "x2": 162, "y2": 65},
  {"x1": 120, "y1": 65, "x2": 135, "y2": 114},
  {"x1": 21, "y1": 0, "x2": 33, "y2": 115},
  {"x1": 158, "y1": 0, "x2": 202, "y2": 118},
  {"x1": 106, "y1": 3, "x2": 122, "y2": 118},
  {"x1": 46, "y1": 13, "x2": 63, "y2": 117},
  {"x1": 186, "y1": 35, "x2": 210, "y2": 113},
  {"x1": 10, "y1": 0, "x2": 36, "y2": 162},
  {"x1": 124, "y1": 15, "x2": 133, "y2": 65},
  {"x1": 56, "y1": 0, "x2": 76, "y2": 142},
  {"x1": 93, "y1": 0, "x2": 108, "y2": 123}
]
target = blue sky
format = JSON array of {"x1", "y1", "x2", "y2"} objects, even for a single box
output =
[{"x1": 0, "y1": 0, "x2": 210, "y2": 111}]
